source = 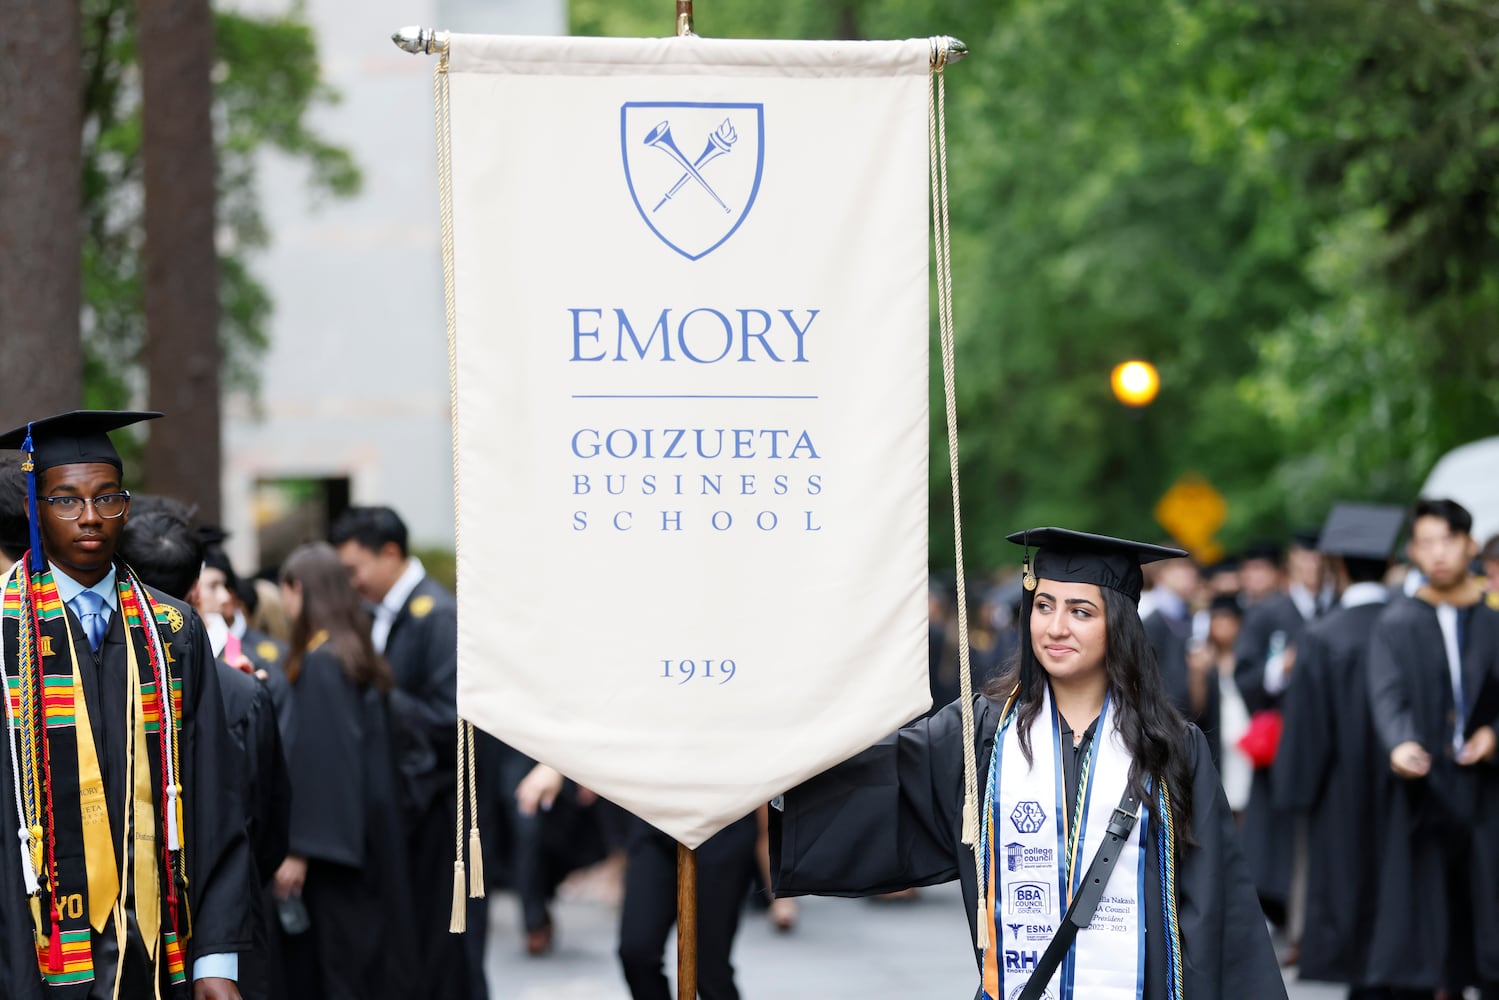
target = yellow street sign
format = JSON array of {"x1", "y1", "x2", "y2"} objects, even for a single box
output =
[{"x1": 1154, "y1": 474, "x2": 1227, "y2": 562}]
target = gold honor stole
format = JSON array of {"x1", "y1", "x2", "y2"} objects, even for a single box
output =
[
  {"x1": 980, "y1": 688, "x2": 1146, "y2": 1000},
  {"x1": 1, "y1": 561, "x2": 188, "y2": 992}
]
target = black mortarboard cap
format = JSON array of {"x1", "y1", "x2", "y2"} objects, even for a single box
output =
[
  {"x1": 0, "y1": 410, "x2": 162, "y2": 474},
  {"x1": 1004, "y1": 527, "x2": 1186, "y2": 700},
  {"x1": 1316, "y1": 502, "x2": 1404, "y2": 561},
  {"x1": 1005, "y1": 527, "x2": 1186, "y2": 605},
  {"x1": 0, "y1": 410, "x2": 161, "y2": 565},
  {"x1": 1291, "y1": 528, "x2": 1322, "y2": 551},
  {"x1": 1242, "y1": 539, "x2": 1284, "y2": 565}
]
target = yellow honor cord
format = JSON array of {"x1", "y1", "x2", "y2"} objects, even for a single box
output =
[
  {"x1": 64, "y1": 624, "x2": 119, "y2": 932},
  {"x1": 125, "y1": 636, "x2": 160, "y2": 959}
]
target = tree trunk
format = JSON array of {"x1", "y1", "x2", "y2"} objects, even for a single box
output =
[
  {"x1": 138, "y1": 0, "x2": 221, "y2": 522},
  {"x1": 0, "y1": 0, "x2": 84, "y2": 427}
]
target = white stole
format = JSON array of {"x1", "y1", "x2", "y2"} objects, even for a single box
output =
[{"x1": 993, "y1": 686, "x2": 1146, "y2": 1000}]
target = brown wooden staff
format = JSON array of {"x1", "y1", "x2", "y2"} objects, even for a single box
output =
[
  {"x1": 676, "y1": 841, "x2": 698, "y2": 1000},
  {"x1": 669, "y1": 7, "x2": 697, "y2": 997}
]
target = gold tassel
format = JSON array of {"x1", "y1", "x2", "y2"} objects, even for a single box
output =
[
  {"x1": 976, "y1": 901, "x2": 990, "y2": 949},
  {"x1": 961, "y1": 791, "x2": 978, "y2": 847},
  {"x1": 449, "y1": 861, "x2": 467, "y2": 933},
  {"x1": 467, "y1": 828, "x2": 485, "y2": 899}
]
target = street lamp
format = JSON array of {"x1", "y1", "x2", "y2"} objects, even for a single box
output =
[{"x1": 1110, "y1": 360, "x2": 1159, "y2": 407}]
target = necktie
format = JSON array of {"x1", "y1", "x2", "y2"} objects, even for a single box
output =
[{"x1": 74, "y1": 589, "x2": 108, "y2": 652}]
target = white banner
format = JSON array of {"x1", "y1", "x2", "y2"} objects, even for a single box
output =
[{"x1": 447, "y1": 34, "x2": 933, "y2": 847}]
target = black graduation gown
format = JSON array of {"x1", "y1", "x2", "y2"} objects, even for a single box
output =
[
  {"x1": 0, "y1": 586, "x2": 255, "y2": 999},
  {"x1": 241, "y1": 627, "x2": 295, "y2": 755},
  {"x1": 378, "y1": 574, "x2": 476, "y2": 999},
  {"x1": 285, "y1": 647, "x2": 416, "y2": 1000},
  {"x1": 1269, "y1": 599, "x2": 1389, "y2": 985},
  {"x1": 1143, "y1": 608, "x2": 1221, "y2": 771},
  {"x1": 1232, "y1": 591, "x2": 1310, "y2": 913},
  {"x1": 770, "y1": 696, "x2": 1286, "y2": 999},
  {"x1": 1364, "y1": 595, "x2": 1499, "y2": 989},
  {"x1": 216, "y1": 662, "x2": 291, "y2": 1000}
]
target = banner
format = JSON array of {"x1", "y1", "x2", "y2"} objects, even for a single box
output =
[{"x1": 447, "y1": 34, "x2": 933, "y2": 848}]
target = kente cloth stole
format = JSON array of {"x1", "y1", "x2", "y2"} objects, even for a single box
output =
[
  {"x1": 1, "y1": 559, "x2": 189, "y2": 992},
  {"x1": 979, "y1": 687, "x2": 1146, "y2": 1000}
]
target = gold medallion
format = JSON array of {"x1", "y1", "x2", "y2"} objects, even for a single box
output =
[
  {"x1": 256, "y1": 641, "x2": 280, "y2": 663},
  {"x1": 163, "y1": 605, "x2": 184, "y2": 633},
  {"x1": 410, "y1": 594, "x2": 436, "y2": 619}
]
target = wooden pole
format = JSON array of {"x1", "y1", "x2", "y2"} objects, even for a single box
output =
[
  {"x1": 676, "y1": 1, "x2": 694, "y2": 37},
  {"x1": 676, "y1": 842, "x2": 698, "y2": 1000}
]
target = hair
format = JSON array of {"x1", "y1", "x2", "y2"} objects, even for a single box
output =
[
  {"x1": 117, "y1": 495, "x2": 203, "y2": 600},
  {"x1": 1484, "y1": 534, "x2": 1499, "y2": 563},
  {"x1": 328, "y1": 506, "x2": 409, "y2": 558},
  {"x1": 1412, "y1": 497, "x2": 1473, "y2": 538},
  {"x1": 984, "y1": 587, "x2": 1196, "y2": 843},
  {"x1": 201, "y1": 544, "x2": 241, "y2": 595},
  {"x1": 1343, "y1": 556, "x2": 1388, "y2": 585},
  {"x1": 0, "y1": 456, "x2": 30, "y2": 561},
  {"x1": 279, "y1": 542, "x2": 392, "y2": 693}
]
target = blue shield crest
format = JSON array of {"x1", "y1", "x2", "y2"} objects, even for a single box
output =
[{"x1": 621, "y1": 102, "x2": 765, "y2": 261}]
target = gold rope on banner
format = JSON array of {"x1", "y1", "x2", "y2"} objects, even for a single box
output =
[
  {"x1": 431, "y1": 41, "x2": 475, "y2": 937},
  {"x1": 928, "y1": 47, "x2": 986, "y2": 950}
]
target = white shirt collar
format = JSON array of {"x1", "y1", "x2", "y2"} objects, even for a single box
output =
[
  {"x1": 52, "y1": 564, "x2": 119, "y2": 612},
  {"x1": 1288, "y1": 581, "x2": 1318, "y2": 621},
  {"x1": 380, "y1": 557, "x2": 426, "y2": 616},
  {"x1": 229, "y1": 608, "x2": 248, "y2": 639},
  {"x1": 1339, "y1": 582, "x2": 1388, "y2": 609}
]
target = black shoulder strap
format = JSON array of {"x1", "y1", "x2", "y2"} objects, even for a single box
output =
[{"x1": 1017, "y1": 786, "x2": 1143, "y2": 1000}]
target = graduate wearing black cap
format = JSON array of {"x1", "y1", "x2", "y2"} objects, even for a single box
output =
[
  {"x1": 1231, "y1": 529, "x2": 1328, "y2": 931},
  {"x1": 771, "y1": 528, "x2": 1284, "y2": 1000},
  {"x1": 1269, "y1": 503, "x2": 1405, "y2": 996},
  {"x1": 0, "y1": 412, "x2": 253, "y2": 1000},
  {"x1": 1363, "y1": 499, "x2": 1499, "y2": 997}
]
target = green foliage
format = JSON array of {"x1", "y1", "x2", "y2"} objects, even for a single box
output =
[
  {"x1": 79, "y1": 0, "x2": 360, "y2": 405},
  {"x1": 597, "y1": 1, "x2": 1498, "y2": 572}
]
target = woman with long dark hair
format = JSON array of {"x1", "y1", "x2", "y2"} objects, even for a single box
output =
[
  {"x1": 771, "y1": 528, "x2": 1284, "y2": 999},
  {"x1": 271, "y1": 543, "x2": 416, "y2": 1000}
]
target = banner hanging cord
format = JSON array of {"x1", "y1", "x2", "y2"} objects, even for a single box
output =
[
  {"x1": 432, "y1": 44, "x2": 482, "y2": 935},
  {"x1": 928, "y1": 55, "x2": 986, "y2": 950}
]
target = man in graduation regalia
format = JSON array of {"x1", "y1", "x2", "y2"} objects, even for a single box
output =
[
  {"x1": 329, "y1": 505, "x2": 489, "y2": 999},
  {"x1": 1366, "y1": 498, "x2": 1499, "y2": 998},
  {"x1": 1142, "y1": 556, "x2": 1220, "y2": 768},
  {"x1": 0, "y1": 411, "x2": 253, "y2": 999},
  {"x1": 1270, "y1": 503, "x2": 1403, "y2": 998},
  {"x1": 1232, "y1": 534, "x2": 1324, "y2": 930}
]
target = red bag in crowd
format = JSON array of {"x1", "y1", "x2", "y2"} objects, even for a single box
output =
[{"x1": 1237, "y1": 709, "x2": 1283, "y2": 769}]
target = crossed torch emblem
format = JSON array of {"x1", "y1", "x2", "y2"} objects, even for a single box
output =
[{"x1": 644, "y1": 118, "x2": 739, "y2": 214}]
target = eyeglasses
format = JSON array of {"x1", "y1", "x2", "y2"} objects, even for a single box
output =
[{"x1": 38, "y1": 492, "x2": 131, "y2": 520}]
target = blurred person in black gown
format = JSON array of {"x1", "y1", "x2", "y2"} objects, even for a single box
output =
[
  {"x1": 1365, "y1": 499, "x2": 1499, "y2": 999},
  {"x1": 120, "y1": 498, "x2": 291, "y2": 1000},
  {"x1": 1233, "y1": 534, "x2": 1325, "y2": 931},
  {"x1": 1143, "y1": 556, "x2": 1220, "y2": 768},
  {"x1": 771, "y1": 528, "x2": 1285, "y2": 999},
  {"x1": 329, "y1": 505, "x2": 491, "y2": 999},
  {"x1": 1271, "y1": 503, "x2": 1405, "y2": 1000},
  {"x1": 273, "y1": 544, "x2": 416, "y2": 1000},
  {"x1": 517, "y1": 765, "x2": 756, "y2": 1000},
  {"x1": 0, "y1": 456, "x2": 28, "y2": 565}
]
